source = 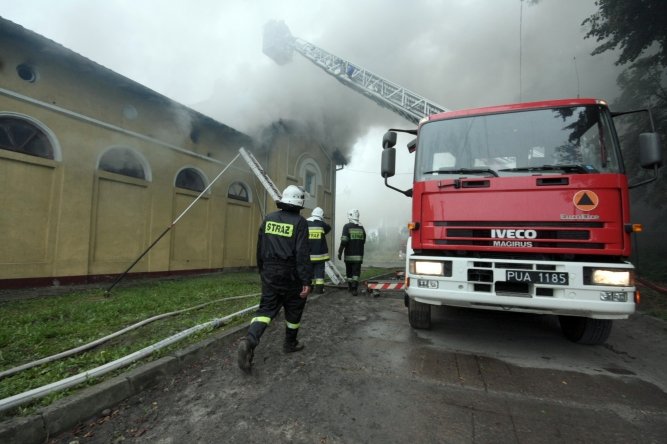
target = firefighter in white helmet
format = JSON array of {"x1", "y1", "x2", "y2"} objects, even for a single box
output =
[
  {"x1": 306, "y1": 207, "x2": 331, "y2": 294},
  {"x1": 337, "y1": 209, "x2": 366, "y2": 295},
  {"x1": 237, "y1": 185, "x2": 313, "y2": 373}
]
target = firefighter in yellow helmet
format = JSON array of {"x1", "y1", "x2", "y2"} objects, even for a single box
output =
[
  {"x1": 237, "y1": 185, "x2": 313, "y2": 373},
  {"x1": 307, "y1": 207, "x2": 332, "y2": 294}
]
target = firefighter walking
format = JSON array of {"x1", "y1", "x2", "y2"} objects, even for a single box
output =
[
  {"x1": 237, "y1": 185, "x2": 313, "y2": 374},
  {"x1": 338, "y1": 209, "x2": 366, "y2": 296},
  {"x1": 307, "y1": 207, "x2": 331, "y2": 294}
]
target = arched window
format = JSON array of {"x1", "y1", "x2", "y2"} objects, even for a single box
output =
[
  {"x1": 228, "y1": 181, "x2": 250, "y2": 202},
  {"x1": 98, "y1": 147, "x2": 149, "y2": 180},
  {"x1": 0, "y1": 116, "x2": 55, "y2": 159},
  {"x1": 175, "y1": 167, "x2": 207, "y2": 192}
]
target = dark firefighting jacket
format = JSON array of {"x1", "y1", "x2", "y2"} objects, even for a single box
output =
[
  {"x1": 306, "y1": 217, "x2": 331, "y2": 262},
  {"x1": 257, "y1": 209, "x2": 313, "y2": 288},
  {"x1": 338, "y1": 222, "x2": 366, "y2": 263}
]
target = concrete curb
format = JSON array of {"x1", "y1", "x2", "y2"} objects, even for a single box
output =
[{"x1": 0, "y1": 323, "x2": 248, "y2": 444}]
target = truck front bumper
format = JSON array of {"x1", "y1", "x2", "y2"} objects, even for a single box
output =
[{"x1": 406, "y1": 256, "x2": 635, "y2": 319}]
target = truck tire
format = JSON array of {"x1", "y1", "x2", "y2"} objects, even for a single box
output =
[
  {"x1": 558, "y1": 316, "x2": 612, "y2": 345},
  {"x1": 408, "y1": 298, "x2": 431, "y2": 329}
]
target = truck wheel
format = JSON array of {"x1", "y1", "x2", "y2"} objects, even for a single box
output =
[
  {"x1": 408, "y1": 298, "x2": 431, "y2": 329},
  {"x1": 558, "y1": 316, "x2": 612, "y2": 345}
]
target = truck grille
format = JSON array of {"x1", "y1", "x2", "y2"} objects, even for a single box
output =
[{"x1": 433, "y1": 221, "x2": 604, "y2": 250}]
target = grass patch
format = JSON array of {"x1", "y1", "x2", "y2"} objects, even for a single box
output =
[
  {"x1": 359, "y1": 267, "x2": 399, "y2": 280},
  {"x1": 0, "y1": 272, "x2": 261, "y2": 418}
]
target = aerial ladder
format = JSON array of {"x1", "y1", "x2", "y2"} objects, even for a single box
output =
[
  {"x1": 239, "y1": 148, "x2": 347, "y2": 286},
  {"x1": 262, "y1": 20, "x2": 450, "y2": 125}
]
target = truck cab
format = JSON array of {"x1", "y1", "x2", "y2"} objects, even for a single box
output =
[{"x1": 381, "y1": 98, "x2": 662, "y2": 344}]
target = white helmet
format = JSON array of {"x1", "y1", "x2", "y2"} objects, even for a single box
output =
[
  {"x1": 312, "y1": 207, "x2": 324, "y2": 219},
  {"x1": 347, "y1": 209, "x2": 360, "y2": 223},
  {"x1": 279, "y1": 185, "x2": 305, "y2": 208}
]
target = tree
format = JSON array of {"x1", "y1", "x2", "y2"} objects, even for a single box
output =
[
  {"x1": 582, "y1": 0, "x2": 667, "y2": 209},
  {"x1": 582, "y1": 0, "x2": 667, "y2": 262},
  {"x1": 582, "y1": 0, "x2": 667, "y2": 68}
]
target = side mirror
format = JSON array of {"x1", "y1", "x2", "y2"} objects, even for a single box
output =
[
  {"x1": 382, "y1": 131, "x2": 397, "y2": 149},
  {"x1": 639, "y1": 132, "x2": 663, "y2": 169},
  {"x1": 381, "y1": 147, "x2": 396, "y2": 178}
]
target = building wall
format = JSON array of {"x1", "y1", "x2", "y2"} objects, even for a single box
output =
[
  {"x1": 0, "y1": 20, "x2": 339, "y2": 288},
  {"x1": 0, "y1": 20, "x2": 278, "y2": 287},
  {"x1": 0, "y1": 93, "x2": 263, "y2": 285}
]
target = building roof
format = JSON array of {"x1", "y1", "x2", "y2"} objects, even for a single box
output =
[{"x1": 0, "y1": 16, "x2": 252, "y2": 147}]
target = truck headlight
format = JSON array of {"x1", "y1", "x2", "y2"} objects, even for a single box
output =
[
  {"x1": 584, "y1": 268, "x2": 633, "y2": 286},
  {"x1": 409, "y1": 260, "x2": 451, "y2": 276}
]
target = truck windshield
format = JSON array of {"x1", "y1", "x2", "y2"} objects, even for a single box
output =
[{"x1": 415, "y1": 105, "x2": 622, "y2": 181}]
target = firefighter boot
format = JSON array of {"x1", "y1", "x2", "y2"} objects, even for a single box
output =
[
  {"x1": 283, "y1": 340, "x2": 305, "y2": 353},
  {"x1": 284, "y1": 328, "x2": 305, "y2": 353},
  {"x1": 237, "y1": 338, "x2": 254, "y2": 374},
  {"x1": 352, "y1": 282, "x2": 359, "y2": 296},
  {"x1": 315, "y1": 284, "x2": 324, "y2": 294}
]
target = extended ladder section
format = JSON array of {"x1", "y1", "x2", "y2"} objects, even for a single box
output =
[
  {"x1": 239, "y1": 147, "x2": 281, "y2": 201},
  {"x1": 239, "y1": 148, "x2": 346, "y2": 286},
  {"x1": 263, "y1": 20, "x2": 449, "y2": 125}
]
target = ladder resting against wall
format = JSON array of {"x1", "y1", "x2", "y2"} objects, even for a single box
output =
[{"x1": 239, "y1": 147, "x2": 346, "y2": 286}]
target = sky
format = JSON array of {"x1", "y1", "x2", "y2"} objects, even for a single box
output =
[{"x1": 1, "y1": 0, "x2": 623, "y2": 242}]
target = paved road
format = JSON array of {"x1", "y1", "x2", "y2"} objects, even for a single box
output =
[{"x1": 48, "y1": 288, "x2": 667, "y2": 443}]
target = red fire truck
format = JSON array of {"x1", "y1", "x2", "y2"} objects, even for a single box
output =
[
  {"x1": 381, "y1": 98, "x2": 662, "y2": 344},
  {"x1": 262, "y1": 25, "x2": 664, "y2": 345}
]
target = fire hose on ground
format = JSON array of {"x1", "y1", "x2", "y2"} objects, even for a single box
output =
[
  {"x1": 0, "y1": 293, "x2": 260, "y2": 380},
  {"x1": 0, "y1": 302, "x2": 259, "y2": 413}
]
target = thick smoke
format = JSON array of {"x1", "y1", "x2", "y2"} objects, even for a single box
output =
[
  {"x1": 195, "y1": 43, "x2": 401, "y2": 158},
  {"x1": 192, "y1": 0, "x2": 621, "y2": 160}
]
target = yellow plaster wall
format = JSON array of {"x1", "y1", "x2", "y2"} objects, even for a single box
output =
[{"x1": 0, "y1": 22, "x2": 335, "y2": 285}]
